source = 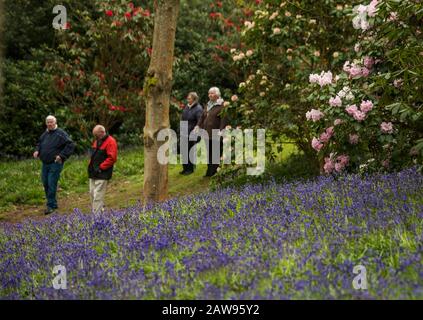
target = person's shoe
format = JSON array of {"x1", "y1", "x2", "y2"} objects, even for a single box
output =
[
  {"x1": 179, "y1": 170, "x2": 187, "y2": 175},
  {"x1": 182, "y1": 170, "x2": 193, "y2": 175},
  {"x1": 44, "y1": 207, "x2": 55, "y2": 215}
]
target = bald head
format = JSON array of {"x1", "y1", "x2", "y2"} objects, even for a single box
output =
[{"x1": 93, "y1": 125, "x2": 106, "y2": 139}]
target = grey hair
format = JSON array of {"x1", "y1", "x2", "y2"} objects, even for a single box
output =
[
  {"x1": 188, "y1": 92, "x2": 199, "y2": 102},
  {"x1": 45, "y1": 115, "x2": 57, "y2": 123},
  {"x1": 208, "y1": 87, "x2": 221, "y2": 97},
  {"x1": 93, "y1": 125, "x2": 106, "y2": 133}
]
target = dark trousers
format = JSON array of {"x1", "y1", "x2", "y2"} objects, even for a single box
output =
[
  {"x1": 206, "y1": 138, "x2": 223, "y2": 175},
  {"x1": 41, "y1": 162, "x2": 63, "y2": 209},
  {"x1": 181, "y1": 139, "x2": 197, "y2": 172}
]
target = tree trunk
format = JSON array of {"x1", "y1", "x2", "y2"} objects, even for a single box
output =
[{"x1": 143, "y1": 0, "x2": 180, "y2": 203}]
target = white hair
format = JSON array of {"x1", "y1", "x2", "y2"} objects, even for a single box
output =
[
  {"x1": 45, "y1": 115, "x2": 57, "y2": 123},
  {"x1": 93, "y1": 125, "x2": 106, "y2": 133},
  {"x1": 209, "y1": 87, "x2": 221, "y2": 97}
]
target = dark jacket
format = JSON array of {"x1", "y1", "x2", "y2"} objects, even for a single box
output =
[
  {"x1": 36, "y1": 128, "x2": 75, "y2": 164},
  {"x1": 180, "y1": 102, "x2": 203, "y2": 136},
  {"x1": 197, "y1": 102, "x2": 228, "y2": 139},
  {"x1": 88, "y1": 135, "x2": 118, "y2": 180}
]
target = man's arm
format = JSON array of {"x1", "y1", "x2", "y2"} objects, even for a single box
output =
[
  {"x1": 197, "y1": 109, "x2": 206, "y2": 129},
  {"x1": 99, "y1": 139, "x2": 118, "y2": 170},
  {"x1": 33, "y1": 132, "x2": 45, "y2": 158},
  {"x1": 58, "y1": 131, "x2": 75, "y2": 161}
]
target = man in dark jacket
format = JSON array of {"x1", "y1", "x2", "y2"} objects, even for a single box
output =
[
  {"x1": 179, "y1": 92, "x2": 203, "y2": 175},
  {"x1": 33, "y1": 115, "x2": 75, "y2": 215},
  {"x1": 88, "y1": 125, "x2": 118, "y2": 214},
  {"x1": 196, "y1": 87, "x2": 228, "y2": 177}
]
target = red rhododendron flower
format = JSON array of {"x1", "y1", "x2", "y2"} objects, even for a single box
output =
[
  {"x1": 142, "y1": 9, "x2": 151, "y2": 17},
  {"x1": 146, "y1": 48, "x2": 153, "y2": 55},
  {"x1": 125, "y1": 12, "x2": 132, "y2": 19},
  {"x1": 128, "y1": 2, "x2": 135, "y2": 10},
  {"x1": 105, "y1": 10, "x2": 113, "y2": 17},
  {"x1": 216, "y1": 1, "x2": 223, "y2": 8},
  {"x1": 209, "y1": 12, "x2": 221, "y2": 19}
]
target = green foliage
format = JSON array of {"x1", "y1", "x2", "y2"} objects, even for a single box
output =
[
  {"x1": 172, "y1": 0, "x2": 253, "y2": 109},
  {"x1": 0, "y1": 59, "x2": 57, "y2": 157}
]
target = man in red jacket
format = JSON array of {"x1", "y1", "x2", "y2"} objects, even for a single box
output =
[{"x1": 88, "y1": 125, "x2": 118, "y2": 214}]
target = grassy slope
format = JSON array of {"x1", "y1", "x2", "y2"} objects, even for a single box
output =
[{"x1": 0, "y1": 143, "x2": 297, "y2": 222}]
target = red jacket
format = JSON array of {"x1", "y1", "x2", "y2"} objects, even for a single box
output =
[{"x1": 88, "y1": 135, "x2": 118, "y2": 180}]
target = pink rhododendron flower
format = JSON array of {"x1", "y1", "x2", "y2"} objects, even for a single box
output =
[
  {"x1": 319, "y1": 127, "x2": 334, "y2": 144},
  {"x1": 363, "y1": 56, "x2": 374, "y2": 69},
  {"x1": 318, "y1": 71, "x2": 333, "y2": 87},
  {"x1": 309, "y1": 71, "x2": 333, "y2": 87},
  {"x1": 361, "y1": 67, "x2": 370, "y2": 77},
  {"x1": 312, "y1": 137, "x2": 324, "y2": 152},
  {"x1": 360, "y1": 100, "x2": 373, "y2": 113},
  {"x1": 367, "y1": 0, "x2": 378, "y2": 17},
  {"x1": 381, "y1": 122, "x2": 394, "y2": 134},
  {"x1": 326, "y1": 126, "x2": 334, "y2": 136},
  {"x1": 324, "y1": 157, "x2": 335, "y2": 174},
  {"x1": 306, "y1": 109, "x2": 325, "y2": 122},
  {"x1": 334, "y1": 154, "x2": 349, "y2": 172},
  {"x1": 319, "y1": 132, "x2": 330, "y2": 144},
  {"x1": 309, "y1": 74, "x2": 320, "y2": 84},
  {"x1": 353, "y1": 110, "x2": 366, "y2": 121},
  {"x1": 231, "y1": 95, "x2": 238, "y2": 102},
  {"x1": 329, "y1": 96, "x2": 342, "y2": 107},
  {"x1": 345, "y1": 105, "x2": 358, "y2": 116},
  {"x1": 349, "y1": 65, "x2": 363, "y2": 78}
]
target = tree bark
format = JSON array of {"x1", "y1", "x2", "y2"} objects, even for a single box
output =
[{"x1": 143, "y1": 0, "x2": 180, "y2": 203}]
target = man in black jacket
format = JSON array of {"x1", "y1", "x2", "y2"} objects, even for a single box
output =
[{"x1": 33, "y1": 115, "x2": 75, "y2": 215}]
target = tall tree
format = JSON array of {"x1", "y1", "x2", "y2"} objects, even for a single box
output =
[{"x1": 143, "y1": 0, "x2": 180, "y2": 203}]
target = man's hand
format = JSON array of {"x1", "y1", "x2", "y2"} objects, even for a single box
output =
[
  {"x1": 55, "y1": 155, "x2": 63, "y2": 163},
  {"x1": 33, "y1": 151, "x2": 39, "y2": 159}
]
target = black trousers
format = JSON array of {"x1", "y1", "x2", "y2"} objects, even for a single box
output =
[
  {"x1": 205, "y1": 138, "x2": 223, "y2": 175},
  {"x1": 181, "y1": 139, "x2": 198, "y2": 172}
]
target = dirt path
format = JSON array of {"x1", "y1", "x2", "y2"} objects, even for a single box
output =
[{"x1": 0, "y1": 174, "x2": 211, "y2": 224}]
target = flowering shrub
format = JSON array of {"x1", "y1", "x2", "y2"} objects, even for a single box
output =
[
  {"x1": 225, "y1": 0, "x2": 361, "y2": 162},
  {"x1": 1, "y1": 168, "x2": 422, "y2": 299},
  {"x1": 306, "y1": 0, "x2": 423, "y2": 173},
  {"x1": 46, "y1": 1, "x2": 153, "y2": 141}
]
